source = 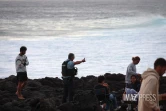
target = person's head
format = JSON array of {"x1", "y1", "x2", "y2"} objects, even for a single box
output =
[
  {"x1": 97, "y1": 75, "x2": 105, "y2": 84},
  {"x1": 20, "y1": 46, "x2": 27, "y2": 55},
  {"x1": 154, "y1": 58, "x2": 166, "y2": 76},
  {"x1": 132, "y1": 56, "x2": 140, "y2": 65},
  {"x1": 131, "y1": 75, "x2": 137, "y2": 83},
  {"x1": 68, "y1": 53, "x2": 75, "y2": 61}
]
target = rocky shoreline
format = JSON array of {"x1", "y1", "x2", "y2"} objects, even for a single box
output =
[{"x1": 0, "y1": 74, "x2": 166, "y2": 111}]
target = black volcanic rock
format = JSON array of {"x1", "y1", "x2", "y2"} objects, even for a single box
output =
[
  {"x1": 36, "y1": 77, "x2": 63, "y2": 88},
  {"x1": 35, "y1": 97, "x2": 60, "y2": 111},
  {"x1": 0, "y1": 74, "x2": 165, "y2": 111},
  {"x1": 80, "y1": 76, "x2": 97, "y2": 90},
  {"x1": 104, "y1": 73, "x2": 125, "y2": 81}
]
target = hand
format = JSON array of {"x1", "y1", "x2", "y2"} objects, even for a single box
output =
[
  {"x1": 161, "y1": 93, "x2": 166, "y2": 100},
  {"x1": 103, "y1": 83, "x2": 109, "y2": 87},
  {"x1": 102, "y1": 103, "x2": 106, "y2": 110},
  {"x1": 22, "y1": 60, "x2": 26, "y2": 66},
  {"x1": 155, "y1": 108, "x2": 160, "y2": 111},
  {"x1": 23, "y1": 63, "x2": 26, "y2": 66},
  {"x1": 82, "y1": 58, "x2": 86, "y2": 62}
]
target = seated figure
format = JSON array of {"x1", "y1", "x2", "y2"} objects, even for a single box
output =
[
  {"x1": 127, "y1": 75, "x2": 141, "y2": 92},
  {"x1": 123, "y1": 75, "x2": 142, "y2": 111},
  {"x1": 124, "y1": 75, "x2": 141, "y2": 101},
  {"x1": 94, "y1": 75, "x2": 118, "y2": 111}
]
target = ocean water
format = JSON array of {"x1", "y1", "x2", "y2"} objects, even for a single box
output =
[{"x1": 0, "y1": 0, "x2": 166, "y2": 79}]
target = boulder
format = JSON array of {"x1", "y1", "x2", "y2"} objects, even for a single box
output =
[{"x1": 35, "y1": 98, "x2": 59, "y2": 111}]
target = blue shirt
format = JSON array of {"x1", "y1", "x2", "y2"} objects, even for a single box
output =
[{"x1": 67, "y1": 59, "x2": 75, "y2": 69}]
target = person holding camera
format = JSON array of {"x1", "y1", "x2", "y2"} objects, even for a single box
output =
[{"x1": 62, "y1": 53, "x2": 85, "y2": 103}]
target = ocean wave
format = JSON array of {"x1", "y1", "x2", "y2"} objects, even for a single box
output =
[{"x1": 0, "y1": 15, "x2": 166, "y2": 39}]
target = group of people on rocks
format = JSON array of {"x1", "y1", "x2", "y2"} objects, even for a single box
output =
[
  {"x1": 15, "y1": 46, "x2": 166, "y2": 111},
  {"x1": 125, "y1": 56, "x2": 166, "y2": 111}
]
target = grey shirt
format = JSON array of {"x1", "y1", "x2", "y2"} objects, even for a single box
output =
[{"x1": 125, "y1": 63, "x2": 137, "y2": 83}]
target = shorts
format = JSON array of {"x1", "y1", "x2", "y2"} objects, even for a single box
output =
[{"x1": 17, "y1": 72, "x2": 28, "y2": 82}]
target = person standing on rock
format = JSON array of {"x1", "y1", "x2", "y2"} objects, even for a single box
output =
[
  {"x1": 125, "y1": 56, "x2": 141, "y2": 87},
  {"x1": 15, "y1": 46, "x2": 29, "y2": 99},
  {"x1": 62, "y1": 53, "x2": 85, "y2": 103},
  {"x1": 138, "y1": 58, "x2": 166, "y2": 111}
]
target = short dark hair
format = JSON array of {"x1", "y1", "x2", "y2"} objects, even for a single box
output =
[
  {"x1": 131, "y1": 75, "x2": 137, "y2": 79},
  {"x1": 68, "y1": 53, "x2": 74, "y2": 59},
  {"x1": 98, "y1": 75, "x2": 105, "y2": 83},
  {"x1": 154, "y1": 58, "x2": 166, "y2": 69},
  {"x1": 132, "y1": 56, "x2": 140, "y2": 61},
  {"x1": 20, "y1": 46, "x2": 27, "y2": 52}
]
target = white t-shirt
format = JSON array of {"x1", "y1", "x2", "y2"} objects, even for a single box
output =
[{"x1": 15, "y1": 54, "x2": 29, "y2": 72}]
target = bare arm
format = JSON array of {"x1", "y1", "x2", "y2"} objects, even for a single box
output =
[{"x1": 74, "y1": 58, "x2": 85, "y2": 65}]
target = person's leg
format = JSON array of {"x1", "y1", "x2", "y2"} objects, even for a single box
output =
[
  {"x1": 16, "y1": 81, "x2": 21, "y2": 95},
  {"x1": 109, "y1": 94, "x2": 118, "y2": 109},
  {"x1": 16, "y1": 72, "x2": 20, "y2": 95},
  {"x1": 19, "y1": 72, "x2": 28, "y2": 98},
  {"x1": 19, "y1": 81, "x2": 27, "y2": 97},
  {"x1": 68, "y1": 78, "x2": 73, "y2": 102},
  {"x1": 21, "y1": 72, "x2": 28, "y2": 89},
  {"x1": 16, "y1": 73, "x2": 25, "y2": 99},
  {"x1": 21, "y1": 81, "x2": 27, "y2": 89},
  {"x1": 130, "y1": 89, "x2": 138, "y2": 94},
  {"x1": 16, "y1": 81, "x2": 25, "y2": 99},
  {"x1": 105, "y1": 101, "x2": 110, "y2": 111},
  {"x1": 62, "y1": 78, "x2": 68, "y2": 103}
]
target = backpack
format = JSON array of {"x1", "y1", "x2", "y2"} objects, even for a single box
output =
[
  {"x1": 62, "y1": 60, "x2": 70, "y2": 76},
  {"x1": 62, "y1": 60, "x2": 78, "y2": 77}
]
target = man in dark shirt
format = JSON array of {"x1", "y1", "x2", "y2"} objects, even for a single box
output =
[
  {"x1": 94, "y1": 82, "x2": 109, "y2": 103},
  {"x1": 62, "y1": 53, "x2": 85, "y2": 103},
  {"x1": 94, "y1": 75, "x2": 118, "y2": 110}
]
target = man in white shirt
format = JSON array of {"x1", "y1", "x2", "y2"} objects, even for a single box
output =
[{"x1": 15, "y1": 46, "x2": 29, "y2": 99}]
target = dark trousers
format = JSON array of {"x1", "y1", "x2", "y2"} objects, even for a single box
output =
[{"x1": 62, "y1": 77, "x2": 74, "y2": 103}]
